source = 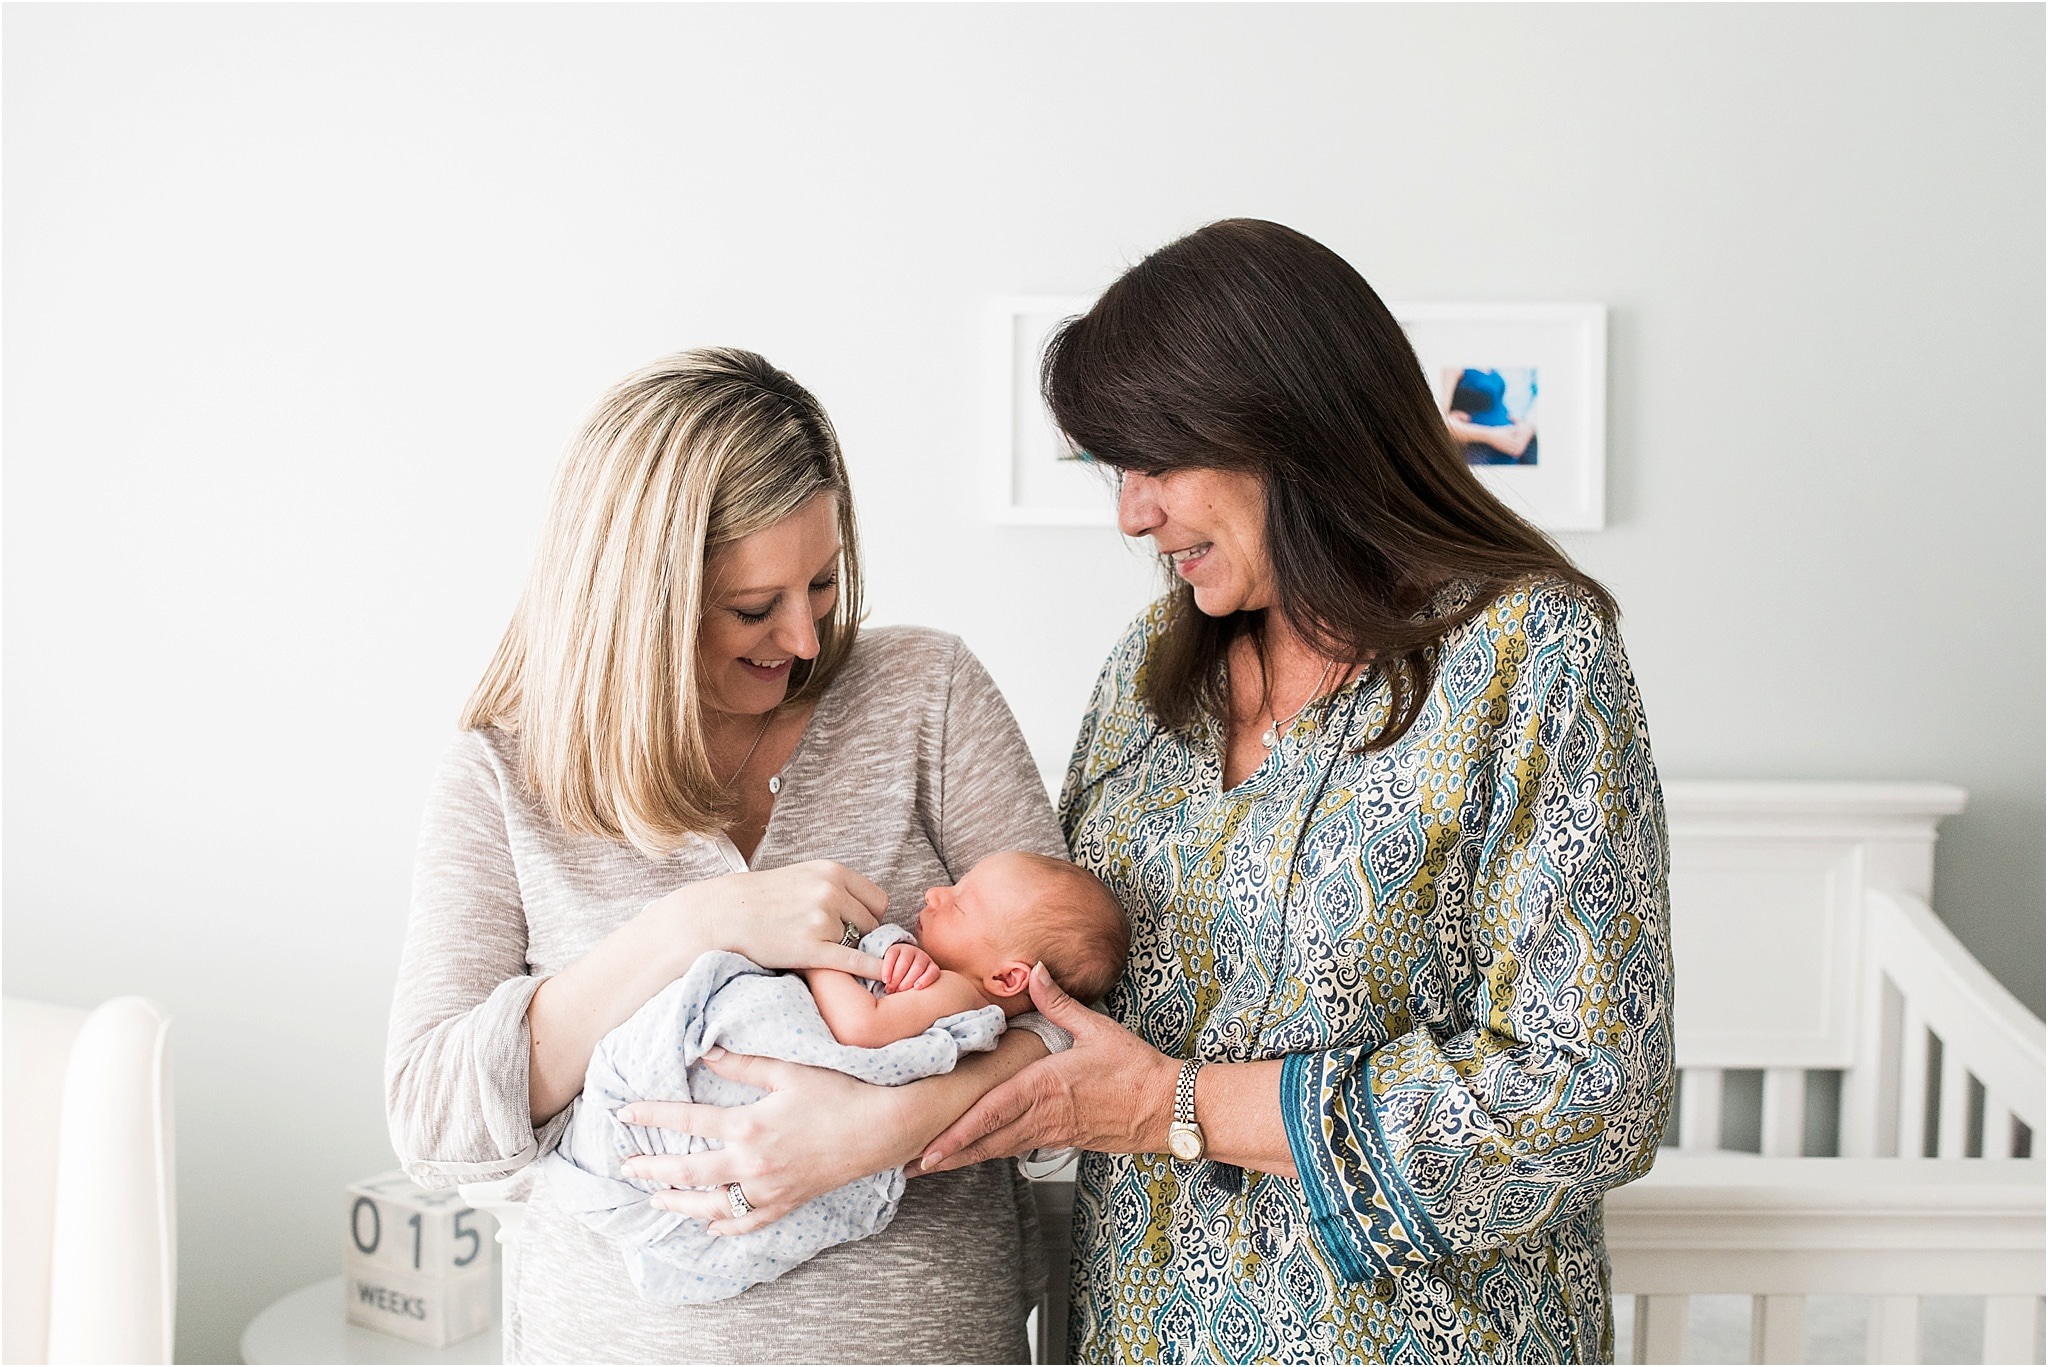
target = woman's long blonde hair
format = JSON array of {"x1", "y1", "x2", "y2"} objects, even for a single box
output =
[{"x1": 462, "y1": 347, "x2": 863, "y2": 855}]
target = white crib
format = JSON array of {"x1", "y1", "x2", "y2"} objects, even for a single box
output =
[{"x1": 1029, "y1": 782, "x2": 2046, "y2": 1365}]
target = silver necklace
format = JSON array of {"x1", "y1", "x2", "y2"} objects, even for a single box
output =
[
  {"x1": 1260, "y1": 656, "x2": 1340, "y2": 748},
  {"x1": 721, "y1": 712, "x2": 775, "y2": 787}
]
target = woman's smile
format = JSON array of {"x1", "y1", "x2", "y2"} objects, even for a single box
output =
[{"x1": 1166, "y1": 542, "x2": 1213, "y2": 577}]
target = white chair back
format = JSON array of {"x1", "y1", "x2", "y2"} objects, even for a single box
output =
[{"x1": 1, "y1": 996, "x2": 176, "y2": 1365}]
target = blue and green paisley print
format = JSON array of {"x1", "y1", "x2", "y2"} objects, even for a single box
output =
[{"x1": 1059, "y1": 578, "x2": 1674, "y2": 1364}]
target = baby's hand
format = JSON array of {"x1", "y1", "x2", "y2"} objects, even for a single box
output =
[{"x1": 881, "y1": 943, "x2": 940, "y2": 994}]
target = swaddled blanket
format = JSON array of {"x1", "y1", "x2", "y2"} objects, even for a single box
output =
[{"x1": 537, "y1": 924, "x2": 1007, "y2": 1304}]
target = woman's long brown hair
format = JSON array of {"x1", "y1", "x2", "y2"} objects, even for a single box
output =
[{"x1": 1044, "y1": 218, "x2": 1613, "y2": 749}]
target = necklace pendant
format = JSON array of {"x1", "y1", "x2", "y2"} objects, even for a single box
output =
[
  {"x1": 767, "y1": 774, "x2": 782, "y2": 795},
  {"x1": 1260, "y1": 724, "x2": 1279, "y2": 748}
]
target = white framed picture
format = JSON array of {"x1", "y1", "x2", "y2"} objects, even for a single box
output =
[
  {"x1": 984, "y1": 295, "x2": 1114, "y2": 526},
  {"x1": 1390, "y1": 302, "x2": 1608, "y2": 531}
]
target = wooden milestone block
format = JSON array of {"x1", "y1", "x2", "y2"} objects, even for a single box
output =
[{"x1": 342, "y1": 1170, "x2": 498, "y2": 1347}]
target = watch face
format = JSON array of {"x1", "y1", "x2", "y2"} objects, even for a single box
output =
[{"x1": 1168, "y1": 1124, "x2": 1203, "y2": 1162}]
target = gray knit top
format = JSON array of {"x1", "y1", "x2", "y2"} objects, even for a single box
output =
[{"x1": 386, "y1": 626, "x2": 1065, "y2": 1363}]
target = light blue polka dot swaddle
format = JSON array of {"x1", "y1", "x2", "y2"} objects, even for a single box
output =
[{"x1": 537, "y1": 924, "x2": 1006, "y2": 1304}]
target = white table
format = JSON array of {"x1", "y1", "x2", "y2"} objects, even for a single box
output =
[{"x1": 240, "y1": 1276, "x2": 501, "y2": 1365}]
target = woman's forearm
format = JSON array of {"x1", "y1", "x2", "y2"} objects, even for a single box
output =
[
  {"x1": 1039, "y1": 1047, "x2": 1298, "y2": 1177},
  {"x1": 1443, "y1": 415, "x2": 1490, "y2": 445},
  {"x1": 1443, "y1": 415, "x2": 1524, "y2": 455},
  {"x1": 894, "y1": 1029, "x2": 1050, "y2": 1161},
  {"x1": 527, "y1": 898, "x2": 710, "y2": 1123},
  {"x1": 1193, "y1": 1060, "x2": 1297, "y2": 1178}
]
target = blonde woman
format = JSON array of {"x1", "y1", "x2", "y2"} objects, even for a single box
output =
[{"x1": 386, "y1": 349, "x2": 1065, "y2": 1362}]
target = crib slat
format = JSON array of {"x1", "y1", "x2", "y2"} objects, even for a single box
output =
[
  {"x1": 1936, "y1": 1043, "x2": 1971, "y2": 1158},
  {"x1": 1868, "y1": 1295, "x2": 1922, "y2": 1364},
  {"x1": 1636, "y1": 1294, "x2": 1688, "y2": 1365},
  {"x1": 1856, "y1": 978, "x2": 1907, "y2": 1158},
  {"x1": 1981, "y1": 1090, "x2": 2019, "y2": 1159},
  {"x1": 1750, "y1": 1294, "x2": 1806, "y2": 1364},
  {"x1": 1680, "y1": 1068, "x2": 1723, "y2": 1151},
  {"x1": 1760, "y1": 1068, "x2": 1806, "y2": 1157},
  {"x1": 1981, "y1": 1295, "x2": 2039, "y2": 1365},
  {"x1": 1897, "y1": 1003, "x2": 1931, "y2": 1157}
]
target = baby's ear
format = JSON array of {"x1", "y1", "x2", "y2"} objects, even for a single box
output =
[{"x1": 987, "y1": 961, "x2": 1033, "y2": 999}]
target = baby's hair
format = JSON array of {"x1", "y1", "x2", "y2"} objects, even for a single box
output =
[{"x1": 1000, "y1": 853, "x2": 1130, "y2": 1005}]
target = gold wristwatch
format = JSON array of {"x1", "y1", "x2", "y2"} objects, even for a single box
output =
[{"x1": 1167, "y1": 1059, "x2": 1206, "y2": 1162}]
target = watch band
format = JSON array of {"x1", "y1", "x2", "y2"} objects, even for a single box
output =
[
  {"x1": 1174, "y1": 1058, "x2": 1202, "y2": 1127},
  {"x1": 1168, "y1": 1058, "x2": 1207, "y2": 1162}
]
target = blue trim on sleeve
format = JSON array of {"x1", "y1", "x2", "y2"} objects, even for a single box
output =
[
  {"x1": 1280, "y1": 1053, "x2": 1376, "y2": 1284},
  {"x1": 1356, "y1": 1067, "x2": 1456, "y2": 1265}
]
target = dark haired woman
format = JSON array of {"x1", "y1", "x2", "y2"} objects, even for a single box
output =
[{"x1": 922, "y1": 220, "x2": 1675, "y2": 1362}]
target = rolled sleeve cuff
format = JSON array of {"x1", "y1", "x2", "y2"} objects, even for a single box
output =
[
  {"x1": 1007, "y1": 1010, "x2": 1073, "y2": 1055},
  {"x1": 399, "y1": 974, "x2": 570, "y2": 1188}
]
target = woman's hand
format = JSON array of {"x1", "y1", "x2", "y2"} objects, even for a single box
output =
[
  {"x1": 1492, "y1": 421, "x2": 1535, "y2": 458},
  {"x1": 648, "y1": 859, "x2": 891, "y2": 979},
  {"x1": 616, "y1": 1047, "x2": 927, "y2": 1235},
  {"x1": 919, "y1": 963, "x2": 1179, "y2": 1171}
]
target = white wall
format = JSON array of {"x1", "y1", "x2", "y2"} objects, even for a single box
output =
[{"x1": 4, "y1": 5, "x2": 2040, "y2": 1361}]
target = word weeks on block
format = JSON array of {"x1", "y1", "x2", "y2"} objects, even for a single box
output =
[{"x1": 343, "y1": 1171, "x2": 497, "y2": 1348}]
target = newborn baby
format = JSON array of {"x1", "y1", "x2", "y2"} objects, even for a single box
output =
[
  {"x1": 802, "y1": 850, "x2": 1126, "y2": 1046},
  {"x1": 538, "y1": 850, "x2": 1129, "y2": 1304}
]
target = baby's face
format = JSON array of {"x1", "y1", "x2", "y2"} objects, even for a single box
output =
[{"x1": 915, "y1": 853, "x2": 1042, "y2": 983}]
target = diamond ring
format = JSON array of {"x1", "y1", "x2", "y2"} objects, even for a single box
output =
[
  {"x1": 726, "y1": 1183, "x2": 752, "y2": 1219},
  {"x1": 839, "y1": 920, "x2": 862, "y2": 949}
]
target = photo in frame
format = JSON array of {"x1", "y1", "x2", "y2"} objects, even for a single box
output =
[
  {"x1": 1391, "y1": 302, "x2": 1607, "y2": 531},
  {"x1": 984, "y1": 295, "x2": 1113, "y2": 525}
]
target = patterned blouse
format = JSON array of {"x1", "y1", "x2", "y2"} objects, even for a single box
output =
[{"x1": 1059, "y1": 578, "x2": 1674, "y2": 1364}]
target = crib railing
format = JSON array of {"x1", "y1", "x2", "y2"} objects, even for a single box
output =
[
  {"x1": 1671, "y1": 891, "x2": 2042, "y2": 1163},
  {"x1": 1629, "y1": 857, "x2": 2044, "y2": 1363},
  {"x1": 1608, "y1": 1156, "x2": 2044, "y2": 1364},
  {"x1": 1850, "y1": 890, "x2": 2043, "y2": 1160}
]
